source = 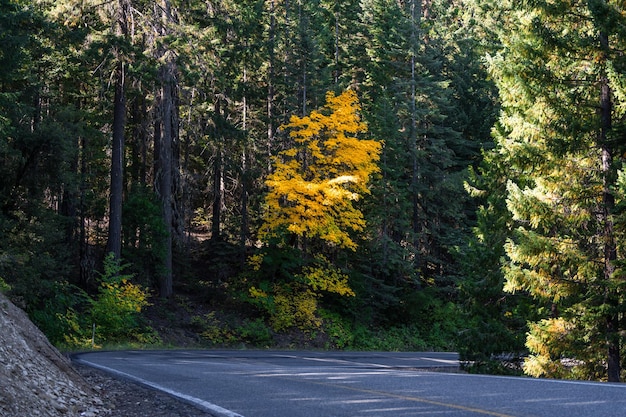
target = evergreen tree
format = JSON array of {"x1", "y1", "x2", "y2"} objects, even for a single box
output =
[
  {"x1": 488, "y1": 0, "x2": 626, "y2": 381},
  {"x1": 358, "y1": 0, "x2": 479, "y2": 324},
  {"x1": 441, "y1": 0, "x2": 528, "y2": 370},
  {"x1": 106, "y1": 0, "x2": 130, "y2": 260},
  {"x1": 0, "y1": 0, "x2": 107, "y2": 319}
]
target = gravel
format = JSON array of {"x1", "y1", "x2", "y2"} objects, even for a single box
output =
[
  {"x1": 0, "y1": 291, "x2": 215, "y2": 417},
  {"x1": 74, "y1": 364, "x2": 215, "y2": 417}
]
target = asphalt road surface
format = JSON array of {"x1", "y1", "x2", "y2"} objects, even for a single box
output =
[{"x1": 74, "y1": 350, "x2": 626, "y2": 417}]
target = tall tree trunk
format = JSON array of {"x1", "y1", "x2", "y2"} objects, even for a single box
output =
[
  {"x1": 409, "y1": 0, "x2": 421, "y2": 278},
  {"x1": 267, "y1": 0, "x2": 275, "y2": 165},
  {"x1": 240, "y1": 148, "x2": 249, "y2": 260},
  {"x1": 129, "y1": 89, "x2": 148, "y2": 187},
  {"x1": 79, "y1": 134, "x2": 88, "y2": 284},
  {"x1": 156, "y1": 62, "x2": 174, "y2": 298},
  {"x1": 211, "y1": 146, "x2": 223, "y2": 240},
  {"x1": 297, "y1": 1, "x2": 307, "y2": 116},
  {"x1": 241, "y1": 67, "x2": 249, "y2": 260},
  {"x1": 599, "y1": 29, "x2": 620, "y2": 383},
  {"x1": 154, "y1": 0, "x2": 176, "y2": 298},
  {"x1": 171, "y1": 69, "x2": 183, "y2": 251},
  {"x1": 106, "y1": 0, "x2": 128, "y2": 260},
  {"x1": 333, "y1": 7, "x2": 339, "y2": 85}
]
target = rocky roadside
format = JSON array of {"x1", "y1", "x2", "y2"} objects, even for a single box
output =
[
  {"x1": 0, "y1": 292, "x2": 101, "y2": 417},
  {"x1": 0, "y1": 292, "x2": 214, "y2": 417},
  {"x1": 74, "y1": 364, "x2": 214, "y2": 417}
]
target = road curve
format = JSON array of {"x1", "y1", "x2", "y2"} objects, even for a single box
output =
[{"x1": 74, "y1": 350, "x2": 626, "y2": 417}]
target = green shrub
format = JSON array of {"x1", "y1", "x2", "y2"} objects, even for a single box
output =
[
  {"x1": 57, "y1": 308, "x2": 95, "y2": 349},
  {"x1": 319, "y1": 309, "x2": 354, "y2": 349},
  {"x1": 272, "y1": 285, "x2": 321, "y2": 331},
  {"x1": 191, "y1": 312, "x2": 236, "y2": 345},
  {"x1": 246, "y1": 253, "x2": 356, "y2": 333},
  {"x1": 352, "y1": 325, "x2": 430, "y2": 351},
  {"x1": 237, "y1": 318, "x2": 273, "y2": 347},
  {"x1": 29, "y1": 281, "x2": 91, "y2": 348},
  {"x1": 248, "y1": 282, "x2": 322, "y2": 331},
  {"x1": 90, "y1": 253, "x2": 150, "y2": 344},
  {"x1": 122, "y1": 185, "x2": 168, "y2": 287},
  {"x1": 0, "y1": 276, "x2": 10, "y2": 293}
]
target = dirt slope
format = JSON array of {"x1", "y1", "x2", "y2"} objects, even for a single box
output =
[
  {"x1": 0, "y1": 292, "x2": 106, "y2": 417},
  {"x1": 0, "y1": 292, "x2": 214, "y2": 417}
]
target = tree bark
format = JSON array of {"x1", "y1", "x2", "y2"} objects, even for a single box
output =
[
  {"x1": 211, "y1": 145, "x2": 223, "y2": 240},
  {"x1": 154, "y1": 0, "x2": 176, "y2": 298},
  {"x1": 106, "y1": 0, "x2": 128, "y2": 260},
  {"x1": 241, "y1": 67, "x2": 249, "y2": 260},
  {"x1": 599, "y1": 29, "x2": 620, "y2": 382},
  {"x1": 155, "y1": 62, "x2": 174, "y2": 298},
  {"x1": 267, "y1": 0, "x2": 275, "y2": 164},
  {"x1": 409, "y1": 0, "x2": 421, "y2": 278}
]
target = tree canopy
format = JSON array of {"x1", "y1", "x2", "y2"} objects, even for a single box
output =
[
  {"x1": 7, "y1": 0, "x2": 626, "y2": 382},
  {"x1": 479, "y1": 0, "x2": 626, "y2": 381}
]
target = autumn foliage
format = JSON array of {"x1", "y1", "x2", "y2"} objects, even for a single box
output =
[
  {"x1": 261, "y1": 90, "x2": 382, "y2": 250},
  {"x1": 249, "y1": 90, "x2": 381, "y2": 331}
]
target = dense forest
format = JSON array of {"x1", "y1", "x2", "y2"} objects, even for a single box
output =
[{"x1": 3, "y1": 0, "x2": 626, "y2": 382}]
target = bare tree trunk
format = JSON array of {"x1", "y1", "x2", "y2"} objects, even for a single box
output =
[
  {"x1": 173, "y1": 88, "x2": 183, "y2": 247},
  {"x1": 106, "y1": 0, "x2": 128, "y2": 260},
  {"x1": 267, "y1": 0, "x2": 275, "y2": 164},
  {"x1": 298, "y1": 1, "x2": 307, "y2": 116},
  {"x1": 241, "y1": 68, "x2": 249, "y2": 261},
  {"x1": 409, "y1": 0, "x2": 421, "y2": 278},
  {"x1": 153, "y1": 0, "x2": 177, "y2": 298},
  {"x1": 129, "y1": 89, "x2": 148, "y2": 187},
  {"x1": 156, "y1": 63, "x2": 174, "y2": 298},
  {"x1": 599, "y1": 29, "x2": 620, "y2": 383},
  {"x1": 240, "y1": 149, "x2": 249, "y2": 260},
  {"x1": 211, "y1": 146, "x2": 223, "y2": 241},
  {"x1": 79, "y1": 134, "x2": 88, "y2": 284},
  {"x1": 334, "y1": 7, "x2": 339, "y2": 85}
]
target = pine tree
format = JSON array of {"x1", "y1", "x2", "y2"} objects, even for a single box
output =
[
  {"x1": 106, "y1": 0, "x2": 130, "y2": 260},
  {"x1": 488, "y1": 0, "x2": 626, "y2": 381},
  {"x1": 153, "y1": 0, "x2": 178, "y2": 298},
  {"x1": 438, "y1": 0, "x2": 528, "y2": 369},
  {"x1": 359, "y1": 0, "x2": 476, "y2": 298},
  {"x1": 0, "y1": 0, "x2": 111, "y2": 313}
]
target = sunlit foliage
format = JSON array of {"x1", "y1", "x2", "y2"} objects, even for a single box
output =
[
  {"x1": 487, "y1": 0, "x2": 626, "y2": 380},
  {"x1": 261, "y1": 90, "x2": 382, "y2": 250}
]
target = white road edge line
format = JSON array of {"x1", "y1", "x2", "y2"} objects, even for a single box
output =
[{"x1": 74, "y1": 359, "x2": 245, "y2": 417}]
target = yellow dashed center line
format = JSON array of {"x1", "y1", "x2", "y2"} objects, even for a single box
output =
[{"x1": 304, "y1": 379, "x2": 518, "y2": 417}]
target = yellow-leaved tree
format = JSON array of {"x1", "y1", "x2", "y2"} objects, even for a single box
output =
[
  {"x1": 250, "y1": 90, "x2": 382, "y2": 333},
  {"x1": 261, "y1": 89, "x2": 381, "y2": 250}
]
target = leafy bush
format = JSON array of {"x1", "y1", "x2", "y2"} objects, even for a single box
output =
[
  {"x1": 190, "y1": 312, "x2": 236, "y2": 345},
  {"x1": 319, "y1": 309, "x2": 354, "y2": 349},
  {"x1": 26, "y1": 254, "x2": 157, "y2": 350},
  {"x1": 237, "y1": 318, "x2": 273, "y2": 347},
  {"x1": 272, "y1": 285, "x2": 321, "y2": 331},
  {"x1": 0, "y1": 276, "x2": 10, "y2": 293},
  {"x1": 246, "y1": 253, "x2": 355, "y2": 332},
  {"x1": 57, "y1": 308, "x2": 92, "y2": 349},
  {"x1": 89, "y1": 253, "x2": 150, "y2": 344},
  {"x1": 352, "y1": 324, "x2": 430, "y2": 351},
  {"x1": 28, "y1": 281, "x2": 91, "y2": 348},
  {"x1": 122, "y1": 185, "x2": 168, "y2": 287}
]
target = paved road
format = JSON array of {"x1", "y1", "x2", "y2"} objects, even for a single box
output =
[{"x1": 74, "y1": 350, "x2": 626, "y2": 417}]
